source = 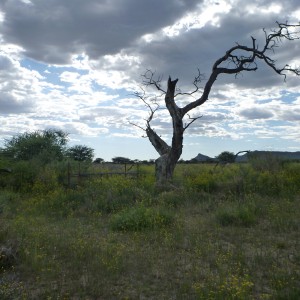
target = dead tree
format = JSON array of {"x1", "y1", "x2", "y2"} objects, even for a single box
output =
[{"x1": 133, "y1": 22, "x2": 300, "y2": 184}]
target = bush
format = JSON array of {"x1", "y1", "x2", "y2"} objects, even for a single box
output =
[
  {"x1": 84, "y1": 177, "x2": 153, "y2": 213},
  {"x1": 22, "y1": 189, "x2": 87, "y2": 217},
  {"x1": 110, "y1": 205, "x2": 174, "y2": 231},
  {"x1": 6, "y1": 160, "x2": 39, "y2": 192},
  {"x1": 156, "y1": 190, "x2": 184, "y2": 207},
  {"x1": 216, "y1": 151, "x2": 236, "y2": 163},
  {"x1": 248, "y1": 152, "x2": 285, "y2": 172},
  {"x1": 184, "y1": 172, "x2": 217, "y2": 193},
  {"x1": 216, "y1": 202, "x2": 258, "y2": 227},
  {"x1": 0, "y1": 191, "x2": 21, "y2": 217},
  {"x1": 193, "y1": 272, "x2": 254, "y2": 300}
]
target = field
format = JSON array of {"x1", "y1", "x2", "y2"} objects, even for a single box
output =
[{"x1": 0, "y1": 160, "x2": 300, "y2": 299}]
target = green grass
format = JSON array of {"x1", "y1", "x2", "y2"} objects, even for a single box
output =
[
  {"x1": 110, "y1": 205, "x2": 174, "y2": 231},
  {"x1": 215, "y1": 200, "x2": 260, "y2": 227},
  {"x1": 0, "y1": 162, "x2": 299, "y2": 299}
]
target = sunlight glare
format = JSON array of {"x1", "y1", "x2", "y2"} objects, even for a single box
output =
[{"x1": 162, "y1": 0, "x2": 232, "y2": 37}]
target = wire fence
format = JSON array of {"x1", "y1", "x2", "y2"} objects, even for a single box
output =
[
  {"x1": 67, "y1": 162, "x2": 142, "y2": 188},
  {"x1": 0, "y1": 154, "x2": 146, "y2": 190}
]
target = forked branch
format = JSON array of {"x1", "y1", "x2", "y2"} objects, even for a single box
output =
[
  {"x1": 129, "y1": 89, "x2": 160, "y2": 130},
  {"x1": 183, "y1": 114, "x2": 203, "y2": 132},
  {"x1": 175, "y1": 69, "x2": 205, "y2": 97},
  {"x1": 182, "y1": 22, "x2": 300, "y2": 115},
  {"x1": 141, "y1": 70, "x2": 166, "y2": 94}
]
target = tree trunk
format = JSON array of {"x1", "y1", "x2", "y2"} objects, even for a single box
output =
[
  {"x1": 155, "y1": 153, "x2": 177, "y2": 183},
  {"x1": 146, "y1": 77, "x2": 184, "y2": 185},
  {"x1": 154, "y1": 123, "x2": 183, "y2": 184}
]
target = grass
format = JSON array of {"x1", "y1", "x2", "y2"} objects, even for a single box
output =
[
  {"x1": 0, "y1": 162, "x2": 299, "y2": 299},
  {"x1": 110, "y1": 205, "x2": 174, "y2": 231}
]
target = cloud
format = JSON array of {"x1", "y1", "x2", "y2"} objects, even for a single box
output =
[
  {"x1": 0, "y1": 54, "x2": 42, "y2": 113},
  {"x1": 1, "y1": 0, "x2": 300, "y2": 158},
  {"x1": 280, "y1": 109, "x2": 300, "y2": 121},
  {"x1": 0, "y1": 92, "x2": 34, "y2": 113},
  {"x1": 62, "y1": 122, "x2": 109, "y2": 136},
  {"x1": 133, "y1": 5, "x2": 278, "y2": 74},
  {"x1": 0, "y1": 0, "x2": 200, "y2": 63},
  {"x1": 239, "y1": 107, "x2": 274, "y2": 120}
]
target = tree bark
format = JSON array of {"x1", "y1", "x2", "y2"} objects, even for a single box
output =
[
  {"x1": 155, "y1": 152, "x2": 178, "y2": 183},
  {"x1": 145, "y1": 77, "x2": 184, "y2": 184}
]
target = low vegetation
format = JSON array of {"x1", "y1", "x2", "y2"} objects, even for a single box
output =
[{"x1": 0, "y1": 155, "x2": 300, "y2": 299}]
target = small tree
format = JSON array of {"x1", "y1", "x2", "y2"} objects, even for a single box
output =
[
  {"x1": 2, "y1": 129, "x2": 68, "y2": 163},
  {"x1": 67, "y1": 145, "x2": 94, "y2": 163},
  {"x1": 67, "y1": 145, "x2": 94, "y2": 175},
  {"x1": 112, "y1": 157, "x2": 134, "y2": 164},
  {"x1": 216, "y1": 151, "x2": 236, "y2": 164},
  {"x1": 94, "y1": 157, "x2": 104, "y2": 164},
  {"x1": 133, "y1": 22, "x2": 300, "y2": 184}
]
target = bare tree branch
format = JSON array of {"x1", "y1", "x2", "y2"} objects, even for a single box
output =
[
  {"x1": 183, "y1": 114, "x2": 203, "y2": 132},
  {"x1": 182, "y1": 22, "x2": 300, "y2": 115},
  {"x1": 175, "y1": 69, "x2": 205, "y2": 97},
  {"x1": 141, "y1": 69, "x2": 167, "y2": 94},
  {"x1": 128, "y1": 121, "x2": 146, "y2": 133},
  {"x1": 130, "y1": 88, "x2": 161, "y2": 128},
  {"x1": 130, "y1": 88, "x2": 171, "y2": 155}
]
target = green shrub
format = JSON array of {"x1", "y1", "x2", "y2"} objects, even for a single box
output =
[
  {"x1": 156, "y1": 190, "x2": 185, "y2": 207},
  {"x1": 216, "y1": 202, "x2": 258, "y2": 227},
  {"x1": 267, "y1": 198, "x2": 300, "y2": 231},
  {"x1": 248, "y1": 152, "x2": 285, "y2": 172},
  {"x1": 7, "y1": 161, "x2": 39, "y2": 192},
  {"x1": 110, "y1": 205, "x2": 174, "y2": 231},
  {"x1": 193, "y1": 272, "x2": 254, "y2": 300},
  {"x1": 85, "y1": 177, "x2": 153, "y2": 213},
  {"x1": 271, "y1": 270, "x2": 300, "y2": 300},
  {"x1": 93, "y1": 191, "x2": 137, "y2": 214},
  {"x1": 0, "y1": 191, "x2": 21, "y2": 217},
  {"x1": 25, "y1": 189, "x2": 86, "y2": 217},
  {"x1": 184, "y1": 172, "x2": 217, "y2": 193},
  {"x1": 282, "y1": 163, "x2": 300, "y2": 194},
  {"x1": 275, "y1": 287, "x2": 300, "y2": 300}
]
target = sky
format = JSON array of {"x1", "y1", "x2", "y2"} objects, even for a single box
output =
[{"x1": 0, "y1": 0, "x2": 300, "y2": 161}]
